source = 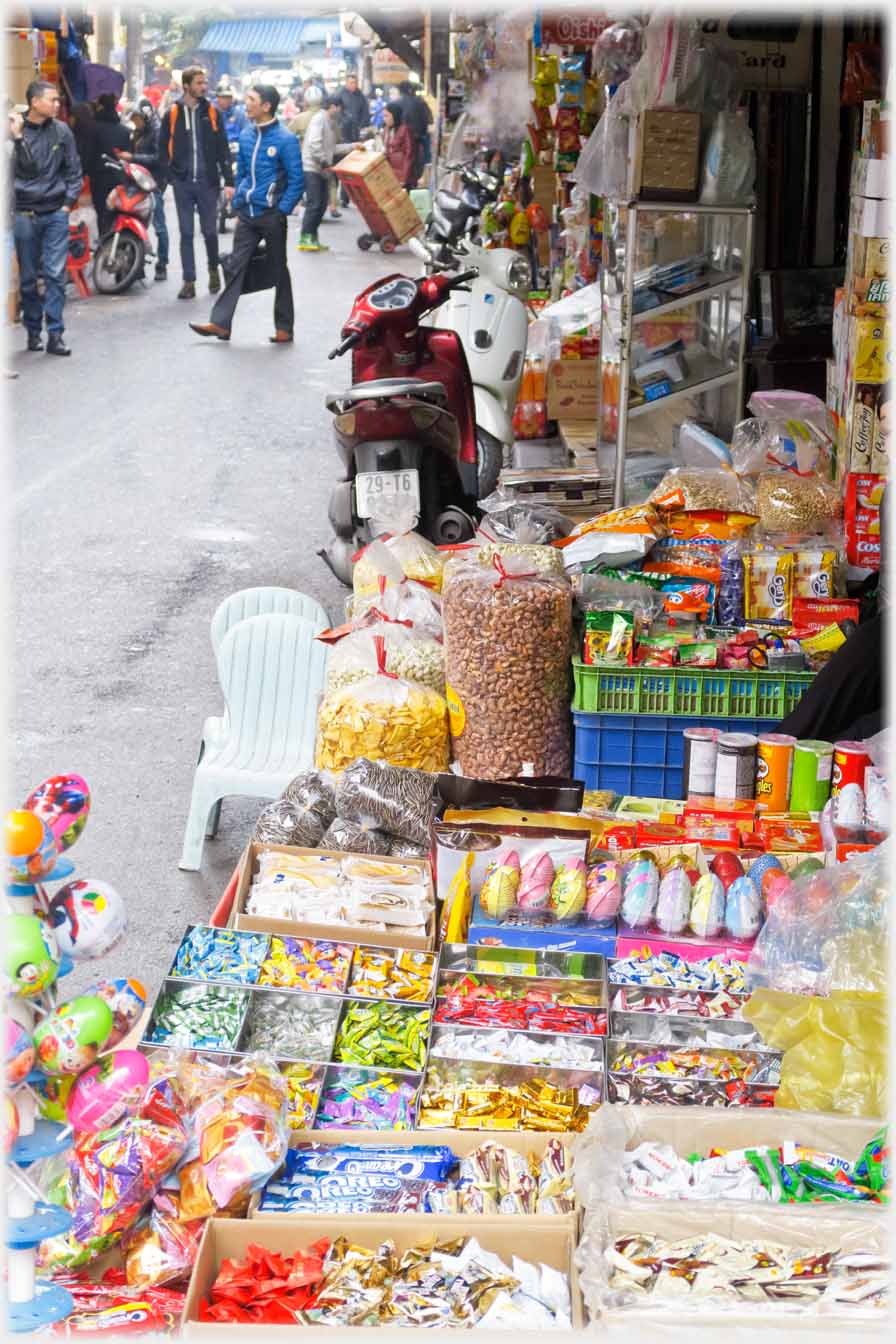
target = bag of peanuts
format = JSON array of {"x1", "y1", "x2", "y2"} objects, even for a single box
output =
[
  {"x1": 316, "y1": 635, "x2": 449, "y2": 775},
  {"x1": 755, "y1": 473, "x2": 843, "y2": 535},
  {"x1": 649, "y1": 467, "x2": 754, "y2": 515},
  {"x1": 352, "y1": 515, "x2": 444, "y2": 596},
  {"x1": 442, "y1": 552, "x2": 573, "y2": 780},
  {"x1": 326, "y1": 622, "x2": 445, "y2": 695}
]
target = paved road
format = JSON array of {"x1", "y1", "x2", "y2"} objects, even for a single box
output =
[{"x1": 11, "y1": 205, "x2": 402, "y2": 1004}]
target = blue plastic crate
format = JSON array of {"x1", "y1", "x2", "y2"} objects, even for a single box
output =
[{"x1": 573, "y1": 711, "x2": 767, "y2": 798}]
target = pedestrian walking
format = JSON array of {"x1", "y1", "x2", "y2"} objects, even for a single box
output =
[
  {"x1": 298, "y1": 95, "x2": 362, "y2": 252},
  {"x1": 188, "y1": 84, "x2": 303, "y2": 345},
  {"x1": 158, "y1": 66, "x2": 232, "y2": 300},
  {"x1": 118, "y1": 100, "x2": 169, "y2": 281},
  {"x1": 382, "y1": 102, "x2": 415, "y2": 190},
  {"x1": 10, "y1": 81, "x2": 83, "y2": 356},
  {"x1": 369, "y1": 87, "x2": 386, "y2": 130},
  {"x1": 336, "y1": 72, "x2": 369, "y2": 209},
  {"x1": 92, "y1": 93, "x2": 131, "y2": 235},
  {"x1": 398, "y1": 81, "x2": 433, "y2": 187}
]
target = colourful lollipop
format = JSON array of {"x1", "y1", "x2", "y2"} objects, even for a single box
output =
[
  {"x1": 33, "y1": 994, "x2": 114, "y2": 1075},
  {"x1": 24, "y1": 773, "x2": 91, "y2": 852},
  {"x1": 5, "y1": 1017, "x2": 35, "y2": 1086},
  {"x1": 66, "y1": 1050, "x2": 149, "y2": 1134},
  {"x1": 5, "y1": 810, "x2": 59, "y2": 887},
  {"x1": 82, "y1": 977, "x2": 147, "y2": 1048},
  {"x1": 48, "y1": 879, "x2": 126, "y2": 959},
  {"x1": 5, "y1": 913, "x2": 60, "y2": 998}
]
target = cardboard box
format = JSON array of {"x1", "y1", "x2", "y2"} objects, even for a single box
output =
[
  {"x1": 530, "y1": 164, "x2": 557, "y2": 215},
  {"x1": 850, "y1": 316, "x2": 892, "y2": 383},
  {"x1": 848, "y1": 383, "x2": 878, "y2": 471},
  {"x1": 844, "y1": 471, "x2": 885, "y2": 568},
  {"x1": 635, "y1": 109, "x2": 701, "y2": 202},
  {"x1": 183, "y1": 1215, "x2": 584, "y2": 1335},
  {"x1": 546, "y1": 358, "x2": 599, "y2": 421},
  {"x1": 231, "y1": 842, "x2": 436, "y2": 951},
  {"x1": 379, "y1": 187, "x2": 423, "y2": 242},
  {"x1": 332, "y1": 148, "x2": 399, "y2": 198}
]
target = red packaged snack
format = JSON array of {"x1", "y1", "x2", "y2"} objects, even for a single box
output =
[
  {"x1": 791, "y1": 596, "x2": 861, "y2": 633},
  {"x1": 199, "y1": 1240, "x2": 329, "y2": 1323},
  {"x1": 554, "y1": 106, "x2": 582, "y2": 131},
  {"x1": 844, "y1": 472, "x2": 884, "y2": 569}
]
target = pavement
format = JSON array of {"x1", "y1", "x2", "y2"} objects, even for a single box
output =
[{"x1": 10, "y1": 202, "x2": 404, "y2": 1006}]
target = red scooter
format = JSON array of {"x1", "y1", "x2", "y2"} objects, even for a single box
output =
[
  {"x1": 92, "y1": 154, "x2": 156, "y2": 294},
  {"x1": 321, "y1": 267, "x2": 498, "y2": 585}
]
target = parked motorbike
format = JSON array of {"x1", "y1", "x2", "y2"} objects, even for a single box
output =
[
  {"x1": 321, "y1": 267, "x2": 485, "y2": 586},
  {"x1": 411, "y1": 206, "x2": 529, "y2": 470},
  {"x1": 92, "y1": 155, "x2": 155, "y2": 294},
  {"x1": 427, "y1": 161, "x2": 501, "y2": 256},
  {"x1": 218, "y1": 138, "x2": 240, "y2": 234}
]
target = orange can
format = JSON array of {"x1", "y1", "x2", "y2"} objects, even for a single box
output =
[{"x1": 755, "y1": 733, "x2": 796, "y2": 812}]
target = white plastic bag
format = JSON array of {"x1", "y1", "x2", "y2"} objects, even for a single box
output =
[{"x1": 701, "y1": 110, "x2": 756, "y2": 205}]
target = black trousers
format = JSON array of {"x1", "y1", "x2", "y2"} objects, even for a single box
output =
[
  {"x1": 777, "y1": 611, "x2": 885, "y2": 742},
  {"x1": 301, "y1": 171, "x2": 328, "y2": 237},
  {"x1": 211, "y1": 208, "x2": 293, "y2": 333}
]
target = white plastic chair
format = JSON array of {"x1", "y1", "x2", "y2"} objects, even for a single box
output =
[
  {"x1": 179, "y1": 613, "x2": 329, "y2": 870},
  {"x1": 201, "y1": 587, "x2": 329, "y2": 761}
]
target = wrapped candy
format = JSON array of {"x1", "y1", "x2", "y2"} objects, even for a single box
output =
[
  {"x1": 517, "y1": 852, "x2": 555, "y2": 910},
  {"x1": 655, "y1": 866, "x2": 692, "y2": 934},
  {"x1": 479, "y1": 848, "x2": 521, "y2": 918},
  {"x1": 690, "y1": 872, "x2": 726, "y2": 938},
  {"x1": 586, "y1": 862, "x2": 622, "y2": 922},
  {"x1": 36, "y1": 1078, "x2": 188, "y2": 1270},
  {"x1": 124, "y1": 1190, "x2": 205, "y2": 1289},
  {"x1": 550, "y1": 860, "x2": 587, "y2": 919},
  {"x1": 621, "y1": 858, "x2": 659, "y2": 928},
  {"x1": 725, "y1": 875, "x2": 763, "y2": 939}
]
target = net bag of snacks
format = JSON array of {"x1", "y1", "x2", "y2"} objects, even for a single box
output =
[
  {"x1": 326, "y1": 621, "x2": 444, "y2": 695},
  {"x1": 316, "y1": 635, "x2": 449, "y2": 774},
  {"x1": 756, "y1": 473, "x2": 842, "y2": 535},
  {"x1": 442, "y1": 553, "x2": 573, "y2": 778},
  {"x1": 335, "y1": 757, "x2": 436, "y2": 848},
  {"x1": 352, "y1": 513, "x2": 444, "y2": 596}
]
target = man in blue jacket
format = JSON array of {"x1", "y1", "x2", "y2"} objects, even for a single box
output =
[{"x1": 189, "y1": 84, "x2": 304, "y2": 344}]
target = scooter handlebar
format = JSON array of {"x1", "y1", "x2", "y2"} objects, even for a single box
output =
[{"x1": 328, "y1": 329, "x2": 363, "y2": 360}]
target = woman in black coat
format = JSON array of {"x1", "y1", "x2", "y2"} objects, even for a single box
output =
[{"x1": 92, "y1": 94, "x2": 131, "y2": 235}]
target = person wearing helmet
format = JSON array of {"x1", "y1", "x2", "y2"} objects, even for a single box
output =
[
  {"x1": 215, "y1": 82, "x2": 246, "y2": 140},
  {"x1": 117, "y1": 100, "x2": 169, "y2": 280}
]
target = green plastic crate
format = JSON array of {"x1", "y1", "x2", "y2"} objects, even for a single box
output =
[{"x1": 572, "y1": 660, "x2": 813, "y2": 720}]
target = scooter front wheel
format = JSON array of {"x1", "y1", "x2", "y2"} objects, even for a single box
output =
[
  {"x1": 357, "y1": 233, "x2": 374, "y2": 251},
  {"x1": 93, "y1": 233, "x2": 144, "y2": 294}
]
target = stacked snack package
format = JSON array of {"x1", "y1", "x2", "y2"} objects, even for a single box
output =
[
  {"x1": 352, "y1": 510, "x2": 445, "y2": 596},
  {"x1": 442, "y1": 553, "x2": 573, "y2": 778}
]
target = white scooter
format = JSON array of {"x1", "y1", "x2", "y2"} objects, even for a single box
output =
[{"x1": 409, "y1": 234, "x2": 529, "y2": 487}]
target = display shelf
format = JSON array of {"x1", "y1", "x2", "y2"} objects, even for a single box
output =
[
  {"x1": 632, "y1": 271, "x2": 744, "y2": 323},
  {"x1": 628, "y1": 356, "x2": 739, "y2": 419}
]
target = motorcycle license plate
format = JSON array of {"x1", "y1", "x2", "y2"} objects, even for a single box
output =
[{"x1": 355, "y1": 468, "x2": 420, "y2": 519}]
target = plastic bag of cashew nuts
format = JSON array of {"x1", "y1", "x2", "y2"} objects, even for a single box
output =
[{"x1": 442, "y1": 552, "x2": 574, "y2": 779}]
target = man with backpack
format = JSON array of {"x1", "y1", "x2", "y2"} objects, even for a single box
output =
[{"x1": 158, "y1": 66, "x2": 232, "y2": 299}]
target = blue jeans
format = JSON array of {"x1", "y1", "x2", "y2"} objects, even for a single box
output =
[
  {"x1": 152, "y1": 189, "x2": 169, "y2": 267},
  {"x1": 172, "y1": 178, "x2": 219, "y2": 281},
  {"x1": 14, "y1": 208, "x2": 70, "y2": 337}
]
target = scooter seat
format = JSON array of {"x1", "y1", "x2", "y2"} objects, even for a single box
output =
[{"x1": 326, "y1": 379, "x2": 449, "y2": 414}]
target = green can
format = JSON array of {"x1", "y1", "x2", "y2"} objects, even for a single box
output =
[{"x1": 789, "y1": 740, "x2": 834, "y2": 812}]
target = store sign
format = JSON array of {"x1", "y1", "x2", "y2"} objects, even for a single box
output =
[
  {"x1": 538, "y1": 12, "x2": 610, "y2": 49},
  {"x1": 699, "y1": 15, "x2": 813, "y2": 90},
  {"x1": 372, "y1": 48, "x2": 412, "y2": 84}
]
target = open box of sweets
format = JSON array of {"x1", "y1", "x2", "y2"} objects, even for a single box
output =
[{"x1": 230, "y1": 843, "x2": 437, "y2": 950}]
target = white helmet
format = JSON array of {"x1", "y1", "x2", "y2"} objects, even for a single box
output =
[{"x1": 304, "y1": 85, "x2": 323, "y2": 107}]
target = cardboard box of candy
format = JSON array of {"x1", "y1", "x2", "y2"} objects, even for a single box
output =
[
  {"x1": 247, "y1": 1129, "x2": 578, "y2": 1219},
  {"x1": 232, "y1": 842, "x2": 436, "y2": 951},
  {"x1": 581, "y1": 1203, "x2": 887, "y2": 1325},
  {"x1": 183, "y1": 1215, "x2": 585, "y2": 1335}
]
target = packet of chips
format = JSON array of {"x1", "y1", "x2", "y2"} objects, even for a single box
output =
[
  {"x1": 744, "y1": 551, "x2": 794, "y2": 621},
  {"x1": 791, "y1": 546, "x2": 837, "y2": 602}
]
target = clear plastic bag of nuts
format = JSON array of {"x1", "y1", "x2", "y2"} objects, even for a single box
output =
[
  {"x1": 326, "y1": 622, "x2": 445, "y2": 695},
  {"x1": 442, "y1": 553, "x2": 573, "y2": 779}
]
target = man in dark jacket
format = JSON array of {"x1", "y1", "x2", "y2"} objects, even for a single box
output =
[
  {"x1": 118, "y1": 100, "x2": 169, "y2": 281},
  {"x1": 157, "y1": 66, "x2": 232, "y2": 299},
  {"x1": 92, "y1": 93, "x2": 131, "y2": 236},
  {"x1": 189, "y1": 84, "x2": 304, "y2": 346},
  {"x1": 336, "y1": 73, "x2": 368, "y2": 208},
  {"x1": 11, "y1": 79, "x2": 83, "y2": 355}
]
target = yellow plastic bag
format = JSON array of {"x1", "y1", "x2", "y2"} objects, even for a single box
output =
[{"x1": 744, "y1": 988, "x2": 887, "y2": 1118}]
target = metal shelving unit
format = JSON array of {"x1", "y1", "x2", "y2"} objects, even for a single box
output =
[{"x1": 598, "y1": 201, "x2": 755, "y2": 508}]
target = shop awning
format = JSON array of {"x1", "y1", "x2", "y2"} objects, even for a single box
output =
[{"x1": 198, "y1": 17, "x2": 341, "y2": 56}]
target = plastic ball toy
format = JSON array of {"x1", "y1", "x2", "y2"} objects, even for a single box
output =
[
  {"x1": 5, "y1": 913, "x2": 60, "y2": 998},
  {"x1": 66, "y1": 1050, "x2": 149, "y2": 1134},
  {"x1": 24, "y1": 773, "x2": 91, "y2": 852},
  {"x1": 48, "y1": 879, "x2": 126, "y2": 960},
  {"x1": 5, "y1": 810, "x2": 59, "y2": 887},
  {"x1": 33, "y1": 995, "x2": 114, "y2": 1075},
  {"x1": 82, "y1": 977, "x2": 147, "y2": 1049},
  {"x1": 5, "y1": 1017, "x2": 36, "y2": 1086}
]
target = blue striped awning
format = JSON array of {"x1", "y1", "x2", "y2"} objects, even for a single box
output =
[{"x1": 198, "y1": 18, "x2": 340, "y2": 56}]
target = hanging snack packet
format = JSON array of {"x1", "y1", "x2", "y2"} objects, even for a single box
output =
[
  {"x1": 744, "y1": 551, "x2": 794, "y2": 621},
  {"x1": 583, "y1": 610, "x2": 636, "y2": 665},
  {"x1": 791, "y1": 547, "x2": 837, "y2": 602}
]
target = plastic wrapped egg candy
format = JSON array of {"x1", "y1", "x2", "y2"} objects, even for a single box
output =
[
  {"x1": 710, "y1": 851, "x2": 745, "y2": 892},
  {"x1": 763, "y1": 869, "x2": 795, "y2": 912},
  {"x1": 585, "y1": 861, "x2": 622, "y2": 922},
  {"x1": 479, "y1": 848, "x2": 521, "y2": 918},
  {"x1": 655, "y1": 866, "x2": 692, "y2": 935},
  {"x1": 725, "y1": 875, "x2": 762, "y2": 939},
  {"x1": 689, "y1": 872, "x2": 725, "y2": 938},
  {"x1": 550, "y1": 859, "x2": 587, "y2": 919},
  {"x1": 621, "y1": 858, "x2": 659, "y2": 929},
  {"x1": 833, "y1": 782, "x2": 865, "y2": 829}
]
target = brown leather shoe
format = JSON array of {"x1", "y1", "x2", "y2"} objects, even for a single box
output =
[
  {"x1": 189, "y1": 322, "x2": 230, "y2": 340},
  {"x1": 269, "y1": 330, "x2": 294, "y2": 344}
]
